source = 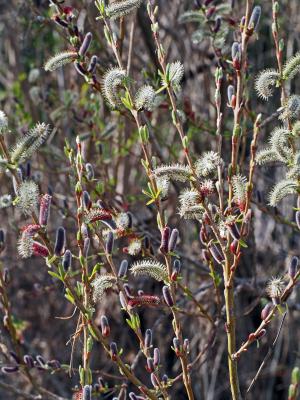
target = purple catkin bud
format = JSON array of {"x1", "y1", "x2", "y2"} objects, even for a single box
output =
[
  {"x1": 74, "y1": 62, "x2": 87, "y2": 77},
  {"x1": 54, "y1": 227, "x2": 66, "y2": 256},
  {"x1": 162, "y1": 374, "x2": 168, "y2": 384},
  {"x1": 1, "y1": 366, "x2": 19, "y2": 373},
  {"x1": 240, "y1": 15, "x2": 246, "y2": 28},
  {"x1": 183, "y1": 338, "x2": 190, "y2": 354},
  {"x1": 100, "y1": 315, "x2": 110, "y2": 337},
  {"x1": 162, "y1": 286, "x2": 174, "y2": 307},
  {"x1": 83, "y1": 237, "x2": 90, "y2": 258},
  {"x1": 87, "y1": 55, "x2": 98, "y2": 74},
  {"x1": 289, "y1": 256, "x2": 299, "y2": 279},
  {"x1": 230, "y1": 239, "x2": 239, "y2": 255},
  {"x1": 53, "y1": 16, "x2": 69, "y2": 28},
  {"x1": 85, "y1": 163, "x2": 94, "y2": 180},
  {"x1": 199, "y1": 226, "x2": 207, "y2": 245},
  {"x1": 123, "y1": 284, "x2": 132, "y2": 298},
  {"x1": 213, "y1": 16, "x2": 221, "y2": 33},
  {"x1": 47, "y1": 360, "x2": 61, "y2": 369},
  {"x1": 81, "y1": 223, "x2": 89, "y2": 239},
  {"x1": 110, "y1": 342, "x2": 118, "y2": 360},
  {"x1": 160, "y1": 227, "x2": 170, "y2": 253},
  {"x1": 82, "y1": 385, "x2": 92, "y2": 400},
  {"x1": 119, "y1": 292, "x2": 127, "y2": 308},
  {"x1": 127, "y1": 212, "x2": 133, "y2": 229},
  {"x1": 173, "y1": 338, "x2": 181, "y2": 356},
  {"x1": 261, "y1": 303, "x2": 273, "y2": 320},
  {"x1": 209, "y1": 244, "x2": 224, "y2": 264},
  {"x1": 227, "y1": 85, "x2": 235, "y2": 104},
  {"x1": 24, "y1": 355, "x2": 34, "y2": 368},
  {"x1": 98, "y1": 376, "x2": 105, "y2": 388},
  {"x1": 62, "y1": 250, "x2": 72, "y2": 271},
  {"x1": 79, "y1": 32, "x2": 93, "y2": 57},
  {"x1": 244, "y1": 209, "x2": 252, "y2": 223},
  {"x1": 39, "y1": 194, "x2": 51, "y2": 226},
  {"x1": 106, "y1": 231, "x2": 114, "y2": 255},
  {"x1": 153, "y1": 348, "x2": 160, "y2": 367},
  {"x1": 10, "y1": 351, "x2": 20, "y2": 364},
  {"x1": 3, "y1": 268, "x2": 10, "y2": 284},
  {"x1": 118, "y1": 260, "x2": 128, "y2": 278},
  {"x1": 168, "y1": 229, "x2": 179, "y2": 252},
  {"x1": 256, "y1": 329, "x2": 266, "y2": 339},
  {"x1": 82, "y1": 191, "x2": 92, "y2": 210},
  {"x1": 296, "y1": 211, "x2": 300, "y2": 230},
  {"x1": 0, "y1": 229, "x2": 5, "y2": 251},
  {"x1": 206, "y1": 6, "x2": 215, "y2": 19},
  {"x1": 150, "y1": 372, "x2": 159, "y2": 388},
  {"x1": 256, "y1": 189, "x2": 262, "y2": 203},
  {"x1": 171, "y1": 259, "x2": 181, "y2": 280},
  {"x1": 144, "y1": 235, "x2": 150, "y2": 249},
  {"x1": 202, "y1": 249, "x2": 211, "y2": 263},
  {"x1": 231, "y1": 42, "x2": 241, "y2": 61},
  {"x1": 145, "y1": 329, "x2": 153, "y2": 348},
  {"x1": 146, "y1": 357, "x2": 154, "y2": 372},
  {"x1": 248, "y1": 5, "x2": 261, "y2": 32},
  {"x1": 36, "y1": 355, "x2": 46, "y2": 367},
  {"x1": 227, "y1": 223, "x2": 240, "y2": 240}
]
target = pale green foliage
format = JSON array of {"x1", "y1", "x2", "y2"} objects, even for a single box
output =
[
  {"x1": 44, "y1": 51, "x2": 77, "y2": 71},
  {"x1": 10, "y1": 122, "x2": 51, "y2": 164},
  {"x1": 153, "y1": 164, "x2": 191, "y2": 182},
  {"x1": 105, "y1": 0, "x2": 143, "y2": 20},
  {"x1": 255, "y1": 69, "x2": 280, "y2": 100},
  {"x1": 130, "y1": 259, "x2": 168, "y2": 282},
  {"x1": 268, "y1": 179, "x2": 298, "y2": 206},
  {"x1": 17, "y1": 180, "x2": 39, "y2": 215},
  {"x1": 134, "y1": 85, "x2": 156, "y2": 111},
  {"x1": 92, "y1": 274, "x2": 117, "y2": 302},
  {"x1": 283, "y1": 53, "x2": 300, "y2": 80},
  {"x1": 101, "y1": 68, "x2": 128, "y2": 108},
  {"x1": 194, "y1": 151, "x2": 222, "y2": 178}
]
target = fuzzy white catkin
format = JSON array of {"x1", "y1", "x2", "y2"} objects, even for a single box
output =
[
  {"x1": 17, "y1": 180, "x2": 39, "y2": 215},
  {"x1": 130, "y1": 259, "x2": 168, "y2": 281},
  {"x1": 106, "y1": 0, "x2": 143, "y2": 20},
  {"x1": 0, "y1": 111, "x2": 8, "y2": 133}
]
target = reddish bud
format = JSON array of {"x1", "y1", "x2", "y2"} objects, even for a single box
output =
[
  {"x1": 160, "y1": 227, "x2": 170, "y2": 253},
  {"x1": 39, "y1": 194, "x2": 51, "y2": 226},
  {"x1": 261, "y1": 303, "x2": 273, "y2": 320},
  {"x1": 100, "y1": 315, "x2": 110, "y2": 337}
]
